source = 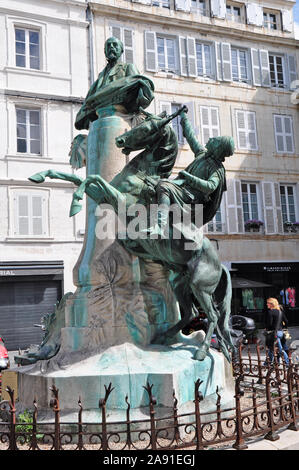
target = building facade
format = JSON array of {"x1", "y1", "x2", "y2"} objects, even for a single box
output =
[
  {"x1": 88, "y1": 0, "x2": 299, "y2": 324},
  {"x1": 0, "y1": 0, "x2": 89, "y2": 349}
]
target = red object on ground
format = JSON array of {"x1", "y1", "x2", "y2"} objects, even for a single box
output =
[{"x1": 0, "y1": 337, "x2": 9, "y2": 359}]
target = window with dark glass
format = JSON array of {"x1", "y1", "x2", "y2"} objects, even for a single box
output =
[
  {"x1": 280, "y1": 185, "x2": 296, "y2": 227},
  {"x1": 269, "y1": 54, "x2": 285, "y2": 88},
  {"x1": 16, "y1": 108, "x2": 41, "y2": 155},
  {"x1": 242, "y1": 183, "x2": 259, "y2": 230},
  {"x1": 15, "y1": 28, "x2": 40, "y2": 70}
]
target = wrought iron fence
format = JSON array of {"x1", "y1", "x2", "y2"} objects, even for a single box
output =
[{"x1": 0, "y1": 342, "x2": 298, "y2": 451}]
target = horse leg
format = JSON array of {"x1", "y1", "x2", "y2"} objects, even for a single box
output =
[
  {"x1": 29, "y1": 169, "x2": 83, "y2": 186},
  {"x1": 191, "y1": 290, "x2": 219, "y2": 361}
]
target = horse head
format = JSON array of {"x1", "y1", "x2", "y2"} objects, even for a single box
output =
[{"x1": 115, "y1": 109, "x2": 171, "y2": 155}]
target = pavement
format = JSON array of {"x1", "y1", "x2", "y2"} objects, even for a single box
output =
[{"x1": 5, "y1": 327, "x2": 299, "y2": 451}]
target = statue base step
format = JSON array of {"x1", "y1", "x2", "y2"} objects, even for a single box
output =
[{"x1": 16, "y1": 341, "x2": 234, "y2": 422}]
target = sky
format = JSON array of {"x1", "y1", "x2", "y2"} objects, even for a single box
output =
[{"x1": 295, "y1": 1, "x2": 299, "y2": 38}]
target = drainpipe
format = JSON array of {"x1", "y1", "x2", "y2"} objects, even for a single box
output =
[{"x1": 86, "y1": 2, "x2": 95, "y2": 84}]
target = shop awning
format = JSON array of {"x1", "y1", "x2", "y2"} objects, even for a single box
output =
[{"x1": 231, "y1": 277, "x2": 272, "y2": 289}]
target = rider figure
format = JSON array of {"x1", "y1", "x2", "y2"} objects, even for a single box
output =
[{"x1": 148, "y1": 107, "x2": 235, "y2": 236}]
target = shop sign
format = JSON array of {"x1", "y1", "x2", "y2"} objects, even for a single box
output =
[{"x1": 263, "y1": 266, "x2": 292, "y2": 272}]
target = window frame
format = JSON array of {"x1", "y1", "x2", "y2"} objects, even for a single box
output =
[
  {"x1": 156, "y1": 35, "x2": 179, "y2": 74},
  {"x1": 273, "y1": 114, "x2": 295, "y2": 154},
  {"x1": 263, "y1": 11, "x2": 278, "y2": 30},
  {"x1": 207, "y1": 201, "x2": 226, "y2": 233},
  {"x1": 15, "y1": 106, "x2": 42, "y2": 156},
  {"x1": 279, "y1": 184, "x2": 297, "y2": 226},
  {"x1": 226, "y1": 3, "x2": 242, "y2": 22},
  {"x1": 14, "y1": 26, "x2": 41, "y2": 70},
  {"x1": 191, "y1": 0, "x2": 208, "y2": 16},
  {"x1": 231, "y1": 47, "x2": 250, "y2": 83},
  {"x1": 10, "y1": 188, "x2": 49, "y2": 238},
  {"x1": 195, "y1": 41, "x2": 213, "y2": 78},
  {"x1": 269, "y1": 53, "x2": 286, "y2": 88},
  {"x1": 241, "y1": 182, "x2": 261, "y2": 229}
]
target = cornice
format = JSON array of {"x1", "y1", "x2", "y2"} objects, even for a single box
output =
[{"x1": 89, "y1": 2, "x2": 298, "y2": 48}]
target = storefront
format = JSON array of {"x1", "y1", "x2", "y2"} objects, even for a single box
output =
[
  {"x1": 231, "y1": 262, "x2": 299, "y2": 327},
  {"x1": 0, "y1": 261, "x2": 63, "y2": 350}
]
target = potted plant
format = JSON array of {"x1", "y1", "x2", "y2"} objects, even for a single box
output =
[
  {"x1": 244, "y1": 219, "x2": 264, "y2": 233},
  {"x1": 283, "y1": 221, "x2": 299, "y2": 233}
]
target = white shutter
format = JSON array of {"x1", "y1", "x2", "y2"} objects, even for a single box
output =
[
  {"x1": 255, "y1": 5, "x2": 263, "y2": 26},
  {"x1": 123, "y1": 29, "x2": 134, "y2": 64},
  {"x1": 236, "y1": 110, "x2": 247, "y2": 149},
  {"x1": 17, "y1": 195, "x2": 29, "y2": 236},
  {"x1": 281, "y1": 10, "x2": 293, "y2": 33},
  {"x1": 32, "y1": 195, "x2": 43, "y2": 236},
  {"x1": 247, "y1": 112, "x2": 258, "y2": 150},
  {"x1": 274, "y1": 182, "x2": 284, "y2": 233},
  {"x1": 274, "y1": 115, "x2": 294, "y2": 154},
  {"x1": 287, "y1": 55, "x2": 297, "y2": 90},
  {"x1": 251, "y1": 49, "x2": 261, "y2": 86},
  {"x1": 259, "y1": 50, "x2": 271, "y2": 87},
  {"x1": 211, "y1": 0, "x2": 226, "y2": 19},
  {"x1": 246, "y1": 3, "x2": 257, "y2": 25},
  {"x1": 186, "y1": 37, "x2": 197, "y2": 77},
  {"x1": 262, "y1": 182, "x2": 276, "y2": 234},
  {"x1": 144, "y1": 31, "x2": 157, "y2": 72},
  {"x1": 200, "y1": 106, "x2": 220, "y2": 145},
  {"x1": 214, "y1": 42, "x2": 223, "y2": 81},
  {"x1": 221, "y1": 43, "x2": 232, "y2": 81},
  {"x1": 179, "y1": 37, "x2": 188, "y2": 76},
  {"x1": 110, "y1": 25, "x2": 122, "y2": 40},
  {"x1": 175, "y1": 0, "x2": 191, "y2": 12},
  {"x1": 274, "y1": 115, "x2": 285, "y2": 153},
  {"x1": 226, "y1": 179, "x2": 243, "y2": 234}
]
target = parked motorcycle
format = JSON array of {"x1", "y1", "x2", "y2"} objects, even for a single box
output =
[{"x1": 0, "y1": 336, "x2": 10, "y2": 371}]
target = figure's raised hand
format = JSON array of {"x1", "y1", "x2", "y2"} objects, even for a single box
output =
[{"x1": 179, "y1": 170, "x2": 192, "y2": 180}]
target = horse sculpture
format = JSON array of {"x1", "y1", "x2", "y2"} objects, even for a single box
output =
[{"x1": 29, "y1": 108, "x2": 234, "y2": 362}]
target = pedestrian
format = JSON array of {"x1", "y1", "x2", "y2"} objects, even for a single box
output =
[{"x1": 264, "y1": 298, "x2": 289, "y2": 365}]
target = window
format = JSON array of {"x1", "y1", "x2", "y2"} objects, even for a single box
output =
[
  {"x1": 191, "y1": 0, "x2": 207, "y2": 15},
  {"x1": 110, "y1": 26, "x2": 134, "y2": 64},
  {"x1": 269, "y1": 54, "x2": 285, "y2": 88},
  {"x1": 263, "y1": 12, "x2": 277, "y2": 30},
  {"x1": 196, "y1": 42, "x2": 213, "y2": 78},
  {"x1": 160, "y1": 102, "x2": 184, "y2": 144},
  {"x1": 280, "y1": 185, "x2": 297, "y2": 227},
  {"x1": 200, "y1": 106, "x2": 220, "y2": 145},
  {"x1": 16, "y1": 108, "x2": 41, "y2": 155},
  {"x1": 157, "y1": 36, "x2": 178, "y2": 73},
  {"x1": 12, "y1": 191, "x2": 48, "y2": 237},
  {"x1": 15, "y1": 27, "x2": 40, "y2": 70},
  {"x1": 231, "y1": 48, "x2": 249, "y2": 82},
  {"x1": 235, "y1": 110, "x2": 258, "y2": 150},
  {"x1": 226, "y1": 4, "x2": 241, "y2": 22},
  {"x1": 207, "y1": 205, "x2": 225, "y2": 233},
  {"x1": 241, "y1": 183, "x2": 260, "y2": 230},
  {"x1": 274, "y1": 115, "x2": 294, "y2": 154}
]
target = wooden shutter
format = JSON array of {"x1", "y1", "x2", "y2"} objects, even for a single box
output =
[
  {"x1": 123, "y1": 29, "x2": 134, "y2": 64},
  {"x1": 274, "y1": 115, "x2": 284, "y2": 153},
  {"x1": 32, "y1": 195, "x2": 43, "y2": 236},
  {"x1": 160, "y1": 101, "x2": 172, "y2": 117},
  {"x1": 221, "y1": 43, "x2": 232, "y2": 82},
  {"x1": 287, "y1": 55, "x2": 297, "y2": 90},
  {"x1": 274, "y1": 115, "x2": 294, "y2": 154},
  {"x1": 251, "y1": 48, "x2": 261, "y2": 86},
  {"x1": 186, "y1": 37, "x2": 197, "y2": 77},
  {"x1": 255, "y1": 5, "x2": 263, "y2": 26},
  {"x1": 17, "y1": 195, "x2": 29, "y2": 236},
  {"x1": 274, "y1": 182, "x2": 284, "y2": 233},
  {"x1": 236, "y1": 110, "x2": 247, "y2": 149},
  {"x1": 246, "y1": 3, "x2": 257, "y2": 25},
  {"x1": 214, "y1": 42, "x2": 223, "y2": 81},
  {"x1": 226, "y1": 179, "x2": 243, "y2": 234},
  {"x1": 200, "y1": 106, "x2": 220, "y2": 145},
  {"x1": 211, "y1": 0, "x2": 225, "y2": 19},
  {"x1": 144, "y1": 31, "x2": 157, "y2": 72},
  {"x1": 284, "y1": 116, "x2": 294, "y2": 153},
  {"x1": 179, "y1": 37, "x2": 188, "y2": 76},
  {"x1": 281, "y1": 10, "x2": 293, "y2": 33},
  {"x1": 111, "y1": 25, "x2": 122, "y2": 40},
  {"x1": 175, "y1": 0, "x2": 191, "y2": 12},
  {"x1": 259, "y1": 50, "x2": 271, "y2": 87},
  {"x1": 262, "y1": 182, "x2": 276, "y2": 234},
  {"x1": 247, "y1": 112, "x2": 258, "y2": 150}
]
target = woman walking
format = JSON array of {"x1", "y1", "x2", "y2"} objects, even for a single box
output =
[{"x1": 265, "y1": 298, "x2": 289, "y2": 365}]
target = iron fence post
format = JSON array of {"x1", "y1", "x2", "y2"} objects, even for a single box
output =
[
  {"x1": 6, "y1": 387, "x2": 17, "y2": 451},
  {"x1": 99, "y1": 383, "x2": 114, "y2": 450},
  {"x1": 194, "y1": 379, "x2": 204, "y2": 450},
  {"x1": 50, "y1": 385, "x2": 61, "y2": 450},
  {"x1": 232, "y1": 375, "x2": 248, "y2": 450},
  {"x1": 172, "y1": 390, "x2": 180, "y2": 445},
  {"x1": 77, "y1": 397, "x2": 84, "y2": 450},
  {"x1": 287, "y1": 365, "x2": 298, "y2": 432},
  {"x1": 264, "y1": 368, "x2": 279, "y2": 441},
  {"x1": 143, "y1": 382, "x2": 157, "y2": 450},
  {"x1": 125, "y1": 395, "x2": 132, "y2": 449},
  {"x1": 29, "y1": 397, "x2": 38, "y2": 450}
]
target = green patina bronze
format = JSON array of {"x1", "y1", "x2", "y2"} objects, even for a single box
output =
[{"x1": 19, "y1": 37, "x2": 236, "y2": 366}]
